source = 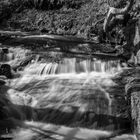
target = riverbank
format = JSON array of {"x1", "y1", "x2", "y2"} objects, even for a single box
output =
[{"x1": 1, "y1": 0, "x2": 127, "y2": 38}]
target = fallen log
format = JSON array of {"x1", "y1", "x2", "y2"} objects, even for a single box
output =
[
  {"x1": 40, "y1": 49, "x2": 123, "y2": 60},
  {"x1": 0, "y1": 30, "x2": 126, "y2": 60},
  {"x1": 0, "y1": 30, "x2": 98, "y2": 43},
  {"x1": 0, "y1": 30, "x2": 114, "y2": 50},
  {"x1": 0, "y1": 31, "x2": 103, "y2": 52},
  {"x1": 0, "y1": 30, "x2": 39, "y2": 37}
]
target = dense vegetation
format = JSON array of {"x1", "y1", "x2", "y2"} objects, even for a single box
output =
[
  {"x1": 0, "y1": 0, "x2": 136, "y2": 38},
  {"x1": 0, "y1": 0, "x2": 112, "y2": 37}
]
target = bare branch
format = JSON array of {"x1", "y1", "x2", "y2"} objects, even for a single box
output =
[{"x1": 103, "y1": 0, "x2": 134, "y2": 33}]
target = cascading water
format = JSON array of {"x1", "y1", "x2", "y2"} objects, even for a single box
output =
[
  {"x1": 0, "y1": 47, "x2": 136, "y2": 140},
  {"x1": 24, "y1": 58, "x2": 122, "y2": 75}
]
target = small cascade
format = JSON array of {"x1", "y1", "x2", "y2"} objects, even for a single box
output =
[
  {"x1": 0, "y1": 47, "x2": 31, "y2": 63},
  {"x1": 24, "y1": 58, "x2": 122, "y2": 75},
  {"x1": 0, "y1": 48, "x2": 12, "y2": 62},
  {"x1": 0, "y1": 46, "x2": 122, "y2": 75},
  {"x1": 6, "y1": 67, "x2": 128, "y2": 135},
  {"x1": 0, "y1": 45, "x2": 131, "y2": 140}
]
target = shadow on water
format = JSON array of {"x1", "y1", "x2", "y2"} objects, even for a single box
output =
[
  {"x1": 0, "y1": 85, "x2": 131, "y2": 134},
  {"x1": 0, "y1": 105, "x2": 132, "y2": 139}
]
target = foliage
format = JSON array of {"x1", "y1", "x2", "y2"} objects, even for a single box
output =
[
  {"x1": 23, "y1": 0, "x2": 92, "y2": 10},
  {"x1": 0, "y1": 0, "x2": 138, "y2": 38},
  {"x1": 1, "y1": 0, "x2": 90, "y2": 11},
  {"x1": 0, "y1": 0, "x2": 109, "y2": 37}
]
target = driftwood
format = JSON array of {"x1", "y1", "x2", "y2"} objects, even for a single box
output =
[
  {"x1": 0, "y1": 30, "x2": 98, "y2": 43},
  {"x1": 103, "y1": 0, "x2": 134, "y2": 33},
  {"x1": 104, "y1": 0, "x2": 140, "y2": 137},
  {"x1": 0, "y1": 30, "x2": 125, "y2": 60},
  {"x1": 103, "y1": 0, "x2": 140, "y2": 60}
]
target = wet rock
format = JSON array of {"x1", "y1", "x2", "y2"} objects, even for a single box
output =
[
  {"x1": 0, "y1": 47, "x2": 9, "y2": 54},
  {"x1": 0, "y1": 79, "x2": 6, "y2": 86},
  {"x1": 0, "y1": 47, "x2": 9, "y2": 62},
  {"x1": 0, "y1": 75, "x2": 7, "y2": 80},
  {"x1": 12, "y1": 55, "x2": 34, "y2": 72},
  {"x1": 125, "y1": 69, "x2": 140, "y2": 140},
  {"x1": 0, "y1": 79, "x2": 5, "y2": 86},
  {"x1": 2, "y1": 48, "x2": 9, "y2": 54},
  {"x1": 0, "y1": 64, "x2": 12, "y2": 79}
]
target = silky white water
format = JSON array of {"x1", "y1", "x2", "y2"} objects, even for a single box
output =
[
  {"x1": 23, "y1": 58, "x2": 122, "y2": 75},
  {"x1": 0, "y1": 47, "x2": 135, "y2": 140}
]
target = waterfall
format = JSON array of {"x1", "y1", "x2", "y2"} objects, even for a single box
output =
[
  {"x1": 0, "y1": 47, "x2": 122, "y2": 75},
  {"x1": 0, "y1": 46, "x2": 133, "y2": 140},
  {"x1": 0, "y1": 47, "x2": 31, "y2": 64},
  {"x1": 23, "y1": 58, "x2": 122, "y2": 75}
]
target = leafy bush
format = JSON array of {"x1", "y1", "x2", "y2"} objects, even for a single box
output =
[
  {"x1": 23, "y1": 0, "x2": 89, "y2": 10},
  {"x1": 0, "y1": 0, "x2": 25, "y2": 23},
  {"x1": 0, "y1": 0, "x2": 110, "y2": 37}
]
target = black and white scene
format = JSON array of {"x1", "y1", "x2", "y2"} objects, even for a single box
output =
[{"x1": 0, "y1": 0, "x2": 140, "y2": 139}]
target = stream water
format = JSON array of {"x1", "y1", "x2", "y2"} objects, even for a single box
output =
[{"x1": 0, "y1": 47, "x2": 136, "y2": 140}]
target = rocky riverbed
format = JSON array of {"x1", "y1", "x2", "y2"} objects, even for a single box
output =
[{"x1": 0, "y1": 44, "x2": 138, "y2": 140}]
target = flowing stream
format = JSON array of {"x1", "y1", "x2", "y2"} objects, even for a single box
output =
[{"x1": 0, "y1": 47, "x2": 136, "y2": 140}]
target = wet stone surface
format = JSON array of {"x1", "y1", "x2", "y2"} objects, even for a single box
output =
[
  {"x1": 0, "y1": 45, "x2": 136, "y2": 139},
  {"x1": 0, "y1": 64, "x2": 12, "y2": 79}
]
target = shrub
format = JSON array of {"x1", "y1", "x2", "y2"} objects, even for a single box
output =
[
  {"x1": 23, "y1": 0, "x2": 89, "y2": 10},
  {"x1": 0, "y1": 0, "x2": 112, "y2": 37}
]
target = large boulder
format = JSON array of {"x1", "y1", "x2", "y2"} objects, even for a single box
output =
[
  {"x1": 119, "y1": 68, "x2": 140, "y2": 140},
  {"x1": 2, "y1": 47, "x2": 9, "y2": 54},
  {"x1": 0, "y1": 64, "x2": 12, "y2": 79},
  {"x1": 0, "y1": 79, "x2": 5, "y2": 86}
]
